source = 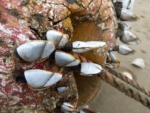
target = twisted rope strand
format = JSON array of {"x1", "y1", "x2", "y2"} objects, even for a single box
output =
[
  {"x1": 107, "y1": 68, "x2": 150, "y2": 97},
  {"x1": 99, "y1": 70, "x2": 150, "y2": 109}
]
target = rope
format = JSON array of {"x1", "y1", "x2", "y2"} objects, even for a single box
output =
[
  {"x1": 99, "y1": 70, "x2": 150, "y2": 109},
  {"x1": 107, "y1": 68, "x2": 150, "y2": 97}
]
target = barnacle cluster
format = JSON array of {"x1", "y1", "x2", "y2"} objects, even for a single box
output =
[{"x1": 0, "y1": 0, "x2": 140, "y2": 113}]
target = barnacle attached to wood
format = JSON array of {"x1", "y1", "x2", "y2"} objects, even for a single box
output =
[{"x1": 0, "y1": 0, "x2": 141, "y2": 112}]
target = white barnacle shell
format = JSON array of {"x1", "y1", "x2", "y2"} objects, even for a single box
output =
[
  {"x1": 120, "y1": 30, "x2": 141, "y2": 45},
  {"x1": 118, "y1": 21, "x2": 131, "y2": 30},
  {"x1": 72, "y1": 41, "x2": 106, "y2": 53},
  {"x1": 46, "y1": 30, "x2": 69, "y2": 48},
  {"x1": 24, "y1": 69, "x2": 62, "y2": 88},
  {"x1": 122, "y1": 0, "x2": 134, "y2": 11},
  {"x1": 120, "y1": 8, "x2": 139, "y2": 21},
  {"x1": 61, "y1": 102, "x2": 79, "y2": 112},
  {"x1": 80, "y1": 62, "x2": 102, "y2": 75},
  {"x1": 17, "y1": 40, "x2": 55, "y2": 62},
  {"x1": 132, "y1": 58, "x2": 145, "y2": 68},
  {"x1": 120, "y1": 0, "x2": 134, "y2": 11},
  {"x1": 55, "y1": 50, "x2": 80, "y2": 67},
  {"x1": 118, "y1": 45, "x2": 135, "y2": 55}
]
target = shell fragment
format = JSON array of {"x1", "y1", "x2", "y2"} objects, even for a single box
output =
[{"x1": 132, "y1": 58, "x2": 145, "y2": 68}]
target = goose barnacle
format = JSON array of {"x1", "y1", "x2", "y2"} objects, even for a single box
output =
[
  {"x1": 16, "y1": 40, "x2": 55, "y2": 62},
  {"x1": 112, "y1": 45, "x2": 135, "y2": 55},
  {"x1": 106, "y1": 51, "x2": 120, "y2": 68},
  {"x1": 121, "y1": 0, "x2": 134, "y2": 11},
  {"x1": 119, "y1": 30, "x2": 141, "y2": 45},
  {"x1": 72, "y1": 41, "x2": 106, "y2": 53},
  {"x1": 16, "y1": 69, "x2": 62, "y2": 89},
  {"x1": 61, "y1": 40, "x2": 106, "y2": 54},
  {"x1": 120, "y1": 8, "x2": 139, "y2": 21},
  {"x1": 80, "y1": 62, "x2": 103, "y2": 76},
  {"x1": 55, "y1": 50, "x2": 81, "y2": 67},
  {"x1": 118, "y1": 21, "x2": 131, "y2": 30},
  {"x1": 46, "y1": 30, "x2": 70, "y2": 48}
]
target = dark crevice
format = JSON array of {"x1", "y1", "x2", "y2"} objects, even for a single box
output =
[
  {"x1": 65, "y1": 0, "x2": 75, "y2": 4},
  {"x1": 46, "y1": 3, "x2": 70, "y2": 25},
  {"x1": 74, "y1": 0, "x2": 86, "y2": 9},
  {"x1": 114, "y1": 2, "x2": 122, "y2": 18},
  {"x1": 20, "y1": 0, "x2": 30, "y2": 6},
  {"x1": 13, "y1": 71, "x2": 27, "y2": 83},
  {"x1": 61, "y1": 43, "x2": 72, "y2": 52},
  {"x1": 0, "y1": 54, "x2": 11, "y2": 57},
  {"x1": 53, "y1": 16, "x2": 70, "y2": 25},
  {"x1": 14, "y1": 49, "x2": 22, "y2": 60},
  {"x1": 6, "y1": 8, "x2": 20, "y2": 18},
  {"x1": 70, "y1": 65, "x2": 81, "y2": 73},
  {"x1": 96, "y1": 2, "x2": 102, "y2": 15},
  {"x1": 0, "y1": 11, "x2": 2, "y2": 18},
  {"x1": 0, "y1": 19, "x2": 7, "y2": 24},
  {"x1": 116, "y1": 29, "x2": 123, "y2": 38},
  {"x1": 32, "y1": 14, "x2": 45, "y2": 22},
  {"x1": 88, "y1": 0, "x2": 94, "y2": 7},
  {"x1": 49, "y1": 3, "x2": 71, "y2": 22},
  {"x1": 28, "y1": 26, "x2": 41, "y2": 39}
]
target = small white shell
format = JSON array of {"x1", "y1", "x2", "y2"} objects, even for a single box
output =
[
  {"x1": 46, "y1": 30, "x2": 69, "y2": 48},
  {"x1": 80, "y1": 62, "x2": 102, "y2": 75},
  {"x1": 24, "y1": 69, "x2": 62, "y2": 88},
  {"x1": 118, "y1": 45, "x2": 135, "y2": 55},
  {"x1": 57, "y1": 87, "x2": 68, "y2": 93},
  {"x1": 120, "y1": 31, "x2": 141, "y2": 45},
  {"x1": 120, "y1": 8, "x2": 139, "y2": 21},
  {"x1": 55, "y1": 50, "x2": 80, "y2": 67},
  {"x1": 132, "y1": 58, "x2": 145, "y2": 68},
  {"x1": 17, "y1": 41, "x2": 55, "y2": 62},
  {"x1": 72, "y1": 41, "x2": 106, "y2": 53}
]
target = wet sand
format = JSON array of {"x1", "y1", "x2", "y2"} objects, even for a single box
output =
[{"x1": 90, "y1": 0, "x2": 150, "y2": 112}]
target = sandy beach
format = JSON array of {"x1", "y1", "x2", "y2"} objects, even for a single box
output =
[{"x1": 90, "y1": 0, "x2": 150, "y2": 112}]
